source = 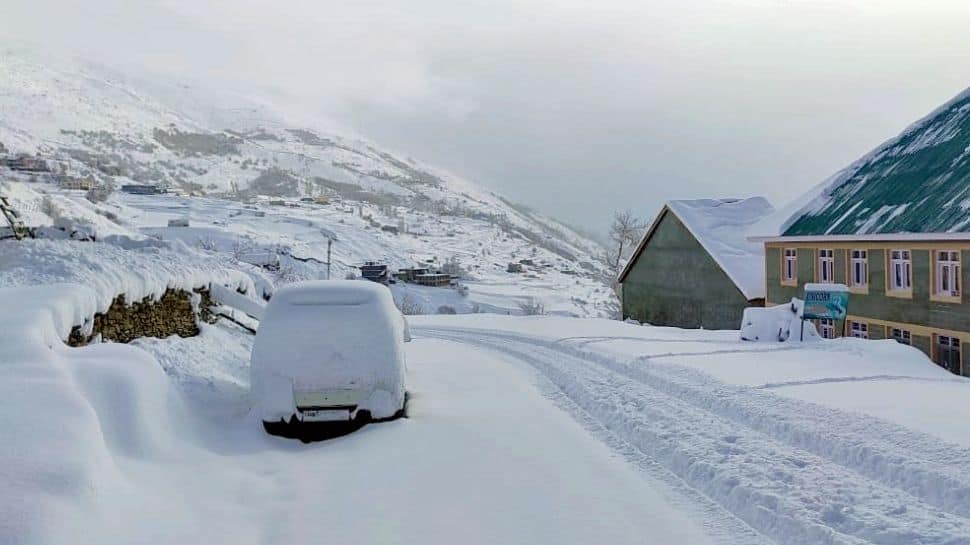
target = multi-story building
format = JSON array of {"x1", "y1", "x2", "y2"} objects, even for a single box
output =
[{"x1": 753, "y1": 86, "x2": 970, "y2": 376}]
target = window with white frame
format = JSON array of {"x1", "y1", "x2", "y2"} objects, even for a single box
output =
[
  {"x1": 818, "y1": 249, "x2": 834, "y2": 283},
  {"x1": 783, "y1": 248, "x2": 797, "y2": 283},
  {"x1": 850, "y1": 321, "x2": 869, "y2": 339},
  {"x1": 819, "y1": 318, "x2": 835, "y2": 339},
  {"x1": 889, "y1": 250, "x2": 912, "y2": 292},
  {"x1": 891, "y1": 328, "x2": 911, "y2": 345},
  {"x1": 850, "y1": 249, "x2": 868, "y2": 288},
  {"x1": 935, "y1": 250, "x2": 960, "y2": 297}
]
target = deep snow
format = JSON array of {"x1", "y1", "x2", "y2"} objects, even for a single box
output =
[
  {"x1": 414, "y1": 316, "x2": 970, "y2": 545},
  {"x1": 4, "y1": 247, "x2": 970, "y2": 544},
  {"x1": 1, "y1": 315, "x2": 722, "y2": 545}
]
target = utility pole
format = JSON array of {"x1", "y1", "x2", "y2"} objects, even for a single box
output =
[{"x1": 327, "y1": 238, "x2": 333, "y2": 280}]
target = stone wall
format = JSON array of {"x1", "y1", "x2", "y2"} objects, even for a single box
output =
[{"x1": 68, "y1": 288, "x2": 215, "y2": 346}]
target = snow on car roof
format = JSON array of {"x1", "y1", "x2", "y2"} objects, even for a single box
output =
[{"x1": 272, "y1": 280, "x2": 388, "y2": 306}]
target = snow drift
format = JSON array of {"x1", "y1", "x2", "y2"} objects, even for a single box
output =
[{"x1": 740, "y1": 299, "x2": 820, "y2": 343}]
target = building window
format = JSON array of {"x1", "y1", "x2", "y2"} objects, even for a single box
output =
[
  {"x1": 934, "y1": 335, "x2": 961, "y2": 374},
  {"x1": 850, "y1": 249, "x2": 868, "y2": 288},
  {"x1": 783, "y1": 248, "x2": 797, "y2": 284},
  {"x1": 935, "y1": 250, "x2": 960, "y2": 297},
  {"x1": 818, "y1": 318, "x2": 835, "y2": 339},
  {"x1": 849, "y1": 321, "x2": 869, "y2": 339},
  {"x1": 889, "y1": 250, "x2": 912, "y2": 292},
  {"x1": 890, "y1": 328, "x2": 911, "y2": 345},
  {"x1": 818, "y1": 249, "x2": 834, "y2": 283}
]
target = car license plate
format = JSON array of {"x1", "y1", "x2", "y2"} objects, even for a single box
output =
[{"x1": 301, "y1": 409, "x2": 352, "y2": 422}]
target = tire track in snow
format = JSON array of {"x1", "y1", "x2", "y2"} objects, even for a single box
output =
[
  {"x1": 756, "y1": 374, "x2": 966, "y2": 389},
  {"x1": 488, "y1": 328, "x2": 970, "y2": 516},
  {"x1": 419, "y1": 327, "x2": 970, "y2": 545},
  {"x1": 612, "y1": 357, "x2": 970, "y2": 518}
]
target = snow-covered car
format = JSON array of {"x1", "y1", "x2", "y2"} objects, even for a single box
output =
[{"x1": 251, "y1": 280, "x2": 408, "y2": 432}]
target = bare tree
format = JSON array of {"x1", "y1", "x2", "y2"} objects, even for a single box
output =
[{"x1": 607, "y1": 210, "x2": 647, "y2": 285}]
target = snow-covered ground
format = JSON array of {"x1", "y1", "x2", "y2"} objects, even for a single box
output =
[
  {"x1": 2, "y1": 178, "x2": 615, "y2": 317},
  {"x1": 412, "y1": 315, "x2": 970, "y2": 545},
  {"x1": 0, "y1": 291, "x2": 720, "y2": 545},
  {"x1": 5, "y1": 266, "x2": 970, "y2": 545}
]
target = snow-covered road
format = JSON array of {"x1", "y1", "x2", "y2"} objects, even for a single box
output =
[
  {"x1": 7, "y1": 304, "x2": 970, "y2": 545},
  {"x1": 416, "y1": 325, "x2": 970, "y2": 545},
  {"x1": 21, "y1": 324, "x2": 722, "y2": 545}
]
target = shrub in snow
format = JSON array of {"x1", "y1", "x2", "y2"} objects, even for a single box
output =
[
  {"x1": 194, "y1": 236, "x2": 218, "y2": 251},
  {"x1": 740, "y1": 298, "x2": 820, "y2": 342},
  {"x1": 518, "y1": 297, "x2": 545, "y2": 316},
  {"x1": 40, "y1": 194, "x2": 61, "y2": 220},
  {"x1": 397, "y1": 293, "x2": 425, "y2": 316},
  {"x1": 437, "y1": 305, "x2": 457, "y2": 315},
  {"x1": 251, "y1": 280, "x2": 407, "y2": 425},
  {"x1": 439, "y1": 256, "x2": 465, "y2": 278},
  {"x1": 85, "y1": 184, "x2": 114, "y2": 203}
]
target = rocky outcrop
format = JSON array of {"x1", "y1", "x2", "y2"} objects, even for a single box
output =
[{"x1": 68, "y1": 288, "x2": 216, "y2": 346}]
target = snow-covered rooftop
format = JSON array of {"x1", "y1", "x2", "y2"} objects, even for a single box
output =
[
  {"x1": 622, "y1": 197, "x2": 774, "y2": 300},
  {"x1": 749, "y1": 85, "x2": 970, "y2": 239}
]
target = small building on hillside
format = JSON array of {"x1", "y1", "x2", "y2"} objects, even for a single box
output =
[
  {"x1": 618, "y1": 197, "x2": 775, "y2": 330},
  {"x1": 413, "y1": 273, "x2": 452, "y2": 287},
  {"x1": 750, "y1": 86, "x2": 970, "y2": 376},
  {"x1": 59, "y1": 177, "x2": 97, "y2": 191},
  {"x1": 121, "y1": 184, "x2": 164, "y2": 195},
  {"x1": 2, "y1": 154, "x2": 50, "y2": 173},
  {"x1": 359, "y1": 262, "x2": 390, "y2": 284},
  {"x1": 393, "y1": 267, "x2": 452, "y2": 287},
  {"x1": 394, "y1": 267, "x2": 431, "y2": 282}
]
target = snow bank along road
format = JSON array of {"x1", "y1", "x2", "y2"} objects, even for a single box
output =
[
  {"x1": 416, "y1": 324, "x2": 970, "y2": 545},
  {"x1": 2, "y1": 315, "x2": 720, "y2": 545}
]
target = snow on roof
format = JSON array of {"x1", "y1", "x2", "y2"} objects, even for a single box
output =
[
  {"x1": 621, "y1": 197, "x2": 775, "y2": 300},
  {"x1": 749, "y1": 85, "x2": 970, "y2": 239},
  {"x1": 272, "y1": 279, "x2": 387, "y2": 306}
]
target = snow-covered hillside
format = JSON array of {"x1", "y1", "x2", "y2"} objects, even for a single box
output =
[{"x1": 0, "y1": 48, "x2": 615, "y2": 317}]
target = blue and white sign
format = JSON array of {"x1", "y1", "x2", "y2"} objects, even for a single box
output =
[{"x1": 802, "y1": 283, "x2": 849, "y2": 320}]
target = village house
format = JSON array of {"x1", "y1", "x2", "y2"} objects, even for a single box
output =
[
  {"x1": 1, "y1": 154, "x2": 50, "y2": 173},
  {"x1": 121, "y1": 184, "x2": 164, "y2": 195},
  {"x1": 59, "y1": 176, "x2": 97, "y2": 191},
  {"x1": 750, "y1": 87, "x2": 970, "y2": 376},
  {"x1": 618, "y1": 197, "x2": 774, "y2": 329}
]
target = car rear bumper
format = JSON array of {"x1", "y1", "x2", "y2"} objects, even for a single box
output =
[
  {"x1": 298, "y1": 407, "x2": 355, "y2": 422},
  {"x1": 293, "y1": 388, "x2": 367, "y2": 422}
]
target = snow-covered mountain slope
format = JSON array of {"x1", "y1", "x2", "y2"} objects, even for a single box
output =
[{"x1": 0, "y1": 48, "x2": 615, "y2": 317}]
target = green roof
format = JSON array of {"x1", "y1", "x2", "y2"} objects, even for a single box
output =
[{"x1": 784, "y1": 88, "x2": 970, "y2": 236}]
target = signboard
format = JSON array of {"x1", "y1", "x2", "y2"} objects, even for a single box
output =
[{"x1": 802, "y1": 283, "x2": 849, "y2": 320}]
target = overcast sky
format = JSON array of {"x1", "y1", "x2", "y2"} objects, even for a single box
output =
[{"x1": 3, "y1": 0, "x2": 970, "y2": 234}]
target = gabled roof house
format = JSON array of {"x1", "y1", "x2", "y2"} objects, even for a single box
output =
[{"x1": 618, "y1": 197, "x2": 774, "y2": 329}]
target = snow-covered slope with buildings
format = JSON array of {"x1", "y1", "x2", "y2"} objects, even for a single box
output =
[{"x1": 0, "y1": 47, "x2": 615, "y2": 317}]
